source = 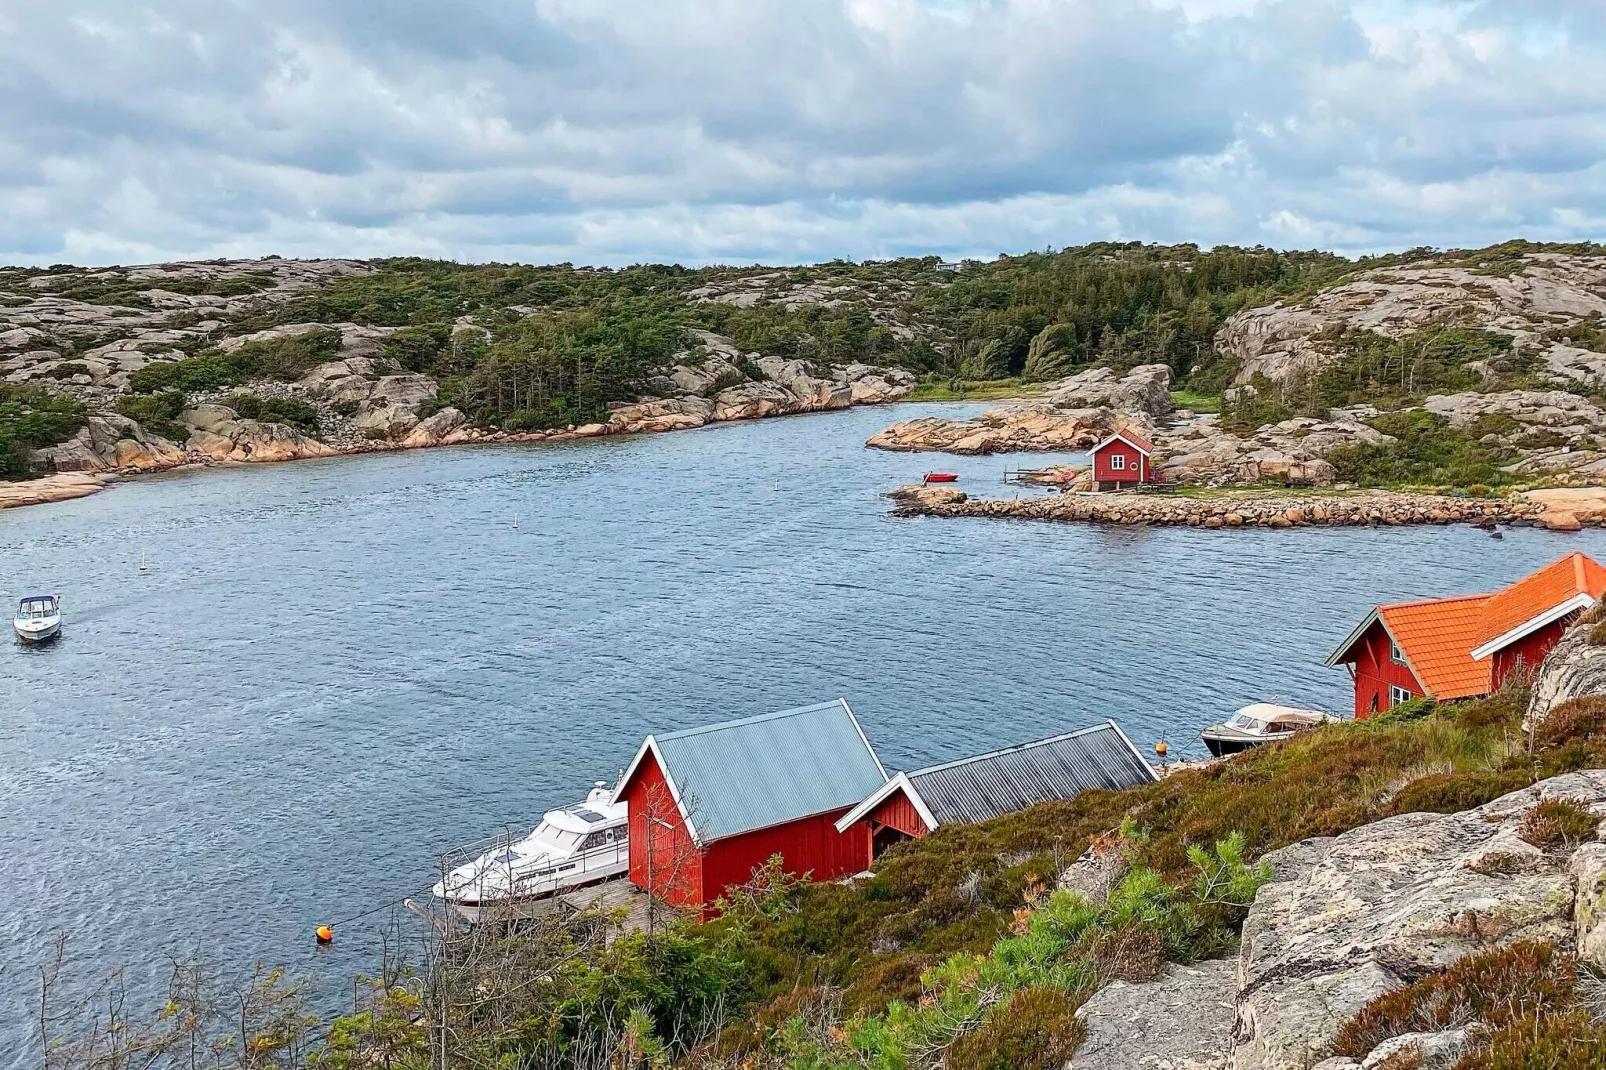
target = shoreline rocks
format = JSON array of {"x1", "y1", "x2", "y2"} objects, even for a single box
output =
[
  {"x1": 887, "y1": 485, "x2": 1558, "y2": 529},
  {"x1": 0, "y1": 471, "x2": 109, "y2": 509}
]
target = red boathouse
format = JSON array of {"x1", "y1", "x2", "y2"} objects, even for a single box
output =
[
  {"x1": 1326, "y1": 551, "x2": 1606, "y2": 718},
  {"x1": 613, "y1": 699, "x2": 887, "y2": 912},
  {"x1": 835, "y1": 722, "x2": 1158, "y2": 867},
  {"x1": 1089, "y1": 429, "x2": 1157, "y2": 490}
]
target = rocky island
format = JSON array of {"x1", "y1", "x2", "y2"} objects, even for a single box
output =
[{"x1": 874, "y1": 245, "x2": 1606, "y2": 531}]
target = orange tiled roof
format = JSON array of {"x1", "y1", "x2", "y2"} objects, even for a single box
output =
[
  {"x1": 1378, "y1": 595, "x2": 1491, "y2": 699},
  {"x1": 1477, "y1": 551, "x2": 1606, "y2": 649},
  {"x1": 1363, "y1": 552, "x2": 1606, "y2": 700},
  {"x1": 1095, "y1": 428, "x2": 1153, "y2": 455}
]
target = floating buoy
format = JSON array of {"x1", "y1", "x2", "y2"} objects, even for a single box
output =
[
  {"x1": 139, "y1": 551, "x2": 148, "y2": 573},
  {"x1": 1155, "y1": 740, "x2": 1168, "y2": 759},
  {"x1": 513, "y1": 514, "x2": 519, "y2": 530},
  {"x1": 315, "y1": 925, "x2": 333, "y2": 945}
]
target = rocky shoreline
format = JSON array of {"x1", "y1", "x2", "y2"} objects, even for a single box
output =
[{"x1": 886, "y1": 483, "x2": 1594, "y2": 530}]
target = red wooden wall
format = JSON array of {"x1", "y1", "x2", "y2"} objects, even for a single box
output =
[
  {"x1": 621, "y1": 750, "x2": 875, "y2": 911},
  {"x1": 621, "y1": 752, "x2": 704, "y2": 908},
  {"x1": 701, "y1": 808, "x2": 870, "y2": 905},
  {"x1": 1093, "y1": 441, "x2": 1147, "y2": 486},
  {"x1": 869, "y1": 791, "x2": 930, "y2": 840},
  {"x1": 1349, "y1": 624, "x2": 1425, "y2": 719},
  {"x1": 1492, "y1": 617, "x2": 1574, "y2": 690}
]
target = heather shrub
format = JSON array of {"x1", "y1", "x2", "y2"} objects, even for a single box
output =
[
  {"x1": 1520, "y1": 799, "x2": 1599, "y2": 850},
  {"x1": 946, "y1": 987, "x2": 1086, "y2": 1070},
  {"x1": 1390, "y1": 770, "x2": 1530, "y2": 816}
]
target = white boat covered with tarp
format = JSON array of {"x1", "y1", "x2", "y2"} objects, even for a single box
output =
[
  {"x1": 1200, "y1": 703, "x2": 1340, "y2": 757},
  {"x1": 13, "y1": 594, "x2": 61, "y2": 643},
  {"x1": 434, "y1": 782, "x2": 628, "y2": 924}
]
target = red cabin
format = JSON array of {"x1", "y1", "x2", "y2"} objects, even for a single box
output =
[
  {"x1": 613, "y1": 699, "x2": 887, "y2": 913},
  {"x1": 1327, "y1": 552, "x2": 1606, "y2": 718},
  {"x1": 1089, "y1": 429, "x2": 1157, "y2": 490},
  {"x1": 835, "y1": 722, "x2": 1157, "y2": 868}
]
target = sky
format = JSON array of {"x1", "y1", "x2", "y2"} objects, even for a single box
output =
[{"x1": 0, "y1": 0, "x2": 1603, "y2": 268}]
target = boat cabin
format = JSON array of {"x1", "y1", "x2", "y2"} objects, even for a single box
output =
[
  {"x1": 1326, "y1": 551, "x2": 1606, "y2": 718},
  {"x1": 1089, "y1": 429, "x2": 1158, "y2": 490},
  {"x1": 834, "y1": 722, "x2": 1157, "y2": 866},
  {"x1": 613, "y1": 699, "x2": 887, "y2": 913},
  {"x1": 1200, "y1": 703, "x2": 1337, "y2": 757},
  {"x1": 17, "y1": 595, "x2": 57, "y2": 618}
]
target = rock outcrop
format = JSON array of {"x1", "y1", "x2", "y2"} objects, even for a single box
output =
[
  {"x1": 1070, "y1": 960, "x2": 1236, "y2": 1070},
  {"x1": 1154, "y1": 416, "x2": 1390, "y2": 487},
  {"x1": 0, "y1": 471, "x2": 108, "y2": 509},
  {"x1": 1528, "y1": 620, "x2": 1606, "y2": 730},
  {"x1": 29, "y1": 415, "x2": 188, "y2": 473},
  {"x1": 867, "y1": 364, "x2": 1173, "y2": 454},
  {"x1": 350, "y1": 375, "x2": 439, "y2": 438},
  {"x1": 1215, "y1": 253, "x2": 1606, "y2": 390},
  {"x1": 178, "y1": 404, "x2": 337, "y2": 463},
  {"x1": 1232, "y1": 771, "x2": 1606, "y2": 1070}
]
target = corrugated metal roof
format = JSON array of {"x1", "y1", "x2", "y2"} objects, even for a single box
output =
[
  {"x1": 904, "y1": 722, "x2": 1157, "y2": 827},
  {"x1": 647, "y1": 699, "x2": 887, "y2": 843}
]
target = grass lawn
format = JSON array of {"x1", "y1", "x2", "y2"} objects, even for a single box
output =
[{"x1": 908, "y1": 378, "x2": 1043, "y2": 402}]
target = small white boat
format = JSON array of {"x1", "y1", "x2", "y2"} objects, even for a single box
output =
[
  {"x1": 1201, "y1": 702, "x2": 1339, "y2": 757},
  {"x1": 14, "y1": 594, "x2": 62, "y2": 644},
  {"x1": 434, "y1": 781, "x2": 628, "y2": 924}
]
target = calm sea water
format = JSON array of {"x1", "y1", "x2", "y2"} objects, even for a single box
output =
[{"x1": 3, "y1": 401, "x2": 1603, "y2": 1059}]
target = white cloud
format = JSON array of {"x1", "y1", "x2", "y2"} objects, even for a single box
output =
[{"x1": 0, "y1": 0, "x2": 1601, "y2": 266}]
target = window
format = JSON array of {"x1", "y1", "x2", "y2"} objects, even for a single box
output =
[
  {"x1": 1109, "y1": 454, "x2": 1126, "y2": 472},
  {"x1": 1389, "y1": 640, "x2": 1406, "y2": 666},
  {"x1": 1388, "y1": 684, "x2": 1414, "y2": 707}
]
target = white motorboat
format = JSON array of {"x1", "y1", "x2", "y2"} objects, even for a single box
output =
[
  {"x1": 1200, "y1": 702, "x2": 1340, "y2": 757},
  {"x1": 434, "y1": 781, "x2": 628, "y2": 924},
  {"x1": 13, "y1": 594, "x2": 62, "y2": 644}
]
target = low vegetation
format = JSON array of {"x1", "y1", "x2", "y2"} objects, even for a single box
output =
[
  {"x1": 220, "y1": 393, "x2": 321, "y2": 434},
  {"x1": 0, "y1": 384, "x2": 87, "y2": 478},
  {"x1": 48, "y1": 677, "x2": 1606, "y2": 1069},
  {"x1": 114, "y1": 389, "x2": 190, "y2": 443},
  {"x1": 1327, "y1": 410, "x2": 1522, "y2": 490},
  {"x1": 127, "y1": 330, "x2": 342, "y2": 394}
]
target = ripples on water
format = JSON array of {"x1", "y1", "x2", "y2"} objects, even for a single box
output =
[{"x1": 3, "y1": 401, "x2": 1603, "y2": 1060}]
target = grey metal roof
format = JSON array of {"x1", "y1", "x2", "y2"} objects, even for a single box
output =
[
  {"x1": 643, "y1": 699, "x2": 887, "y2": 843},
  {"x1": 904, "y1": 722, "x2": 1156, "y2": 827}
]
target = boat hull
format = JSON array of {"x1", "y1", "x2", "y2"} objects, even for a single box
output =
[
  {"x1": 443, "y1": 868, "x2": 625, "y2": 925},
  {"x1": 14, "y1": 620, "x2": 61, "y2": 643},
  {"x1": 1201, "y1": 728, "x2": 1293, "y2": 758}
]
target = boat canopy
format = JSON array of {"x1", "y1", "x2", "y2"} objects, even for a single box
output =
[
  {"x1": 1228, "y1": 703, "x2": 1333, "y2": 733},
  {"x1": 20, "y1": 595, "x2": 56, "y2": 606}
]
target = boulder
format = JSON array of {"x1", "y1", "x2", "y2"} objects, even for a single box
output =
[
  {"x1": 1068, "y1": 959, "x2": 1235, "y2": 1070},
  {"x1": 29, "y1": 414, "x2": 186, "y2": 474},
  {"x1": 401, "y1": 407, "x2": 469, "y2": 449},
  {"x1": 0, "y1": 471, "x2": 108, "y2": 509},
  {"x1": 1527, "y1": 621, "x2": 1606, "y2": 730},
  {"x1": 352, "y1": 374, "x2": 439, "y2": 438},
  {"x1": 1042, "y1": 363, "x2": 1175, "y2": 418},
  {"x1": 179, "y1": 405, "x2": 336, "y2": 463},
  {"x1": 607, "y1": 396, "x2": 714, "y2": 435},
  {"x1": 1232, "y1": 771, "x2": 1606, "y2": 1070},
  {"x1": 299, "y1": 358, "x2": 382, "y2": 404}
]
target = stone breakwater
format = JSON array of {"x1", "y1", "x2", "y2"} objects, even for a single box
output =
[{"x1": 886, "y1": 484, "x2": 1571, "y2": 530}]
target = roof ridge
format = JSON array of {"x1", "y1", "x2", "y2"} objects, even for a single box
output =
[
  {"x1": 1381, "y1": 592, "x2": 1490, "y2": 611},
  {"x1": 654, "y1": 698, "x2": 847, "y2": 742},
  {"x1": 910, "y1": 724, "x2": 1113, "y2": 777}
]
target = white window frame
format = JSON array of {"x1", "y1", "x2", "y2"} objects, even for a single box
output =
[
  {"x1": 1388, "y1": 683, "x2": 1413, "y2": 707},
  {"x1": 1389, "y1": 640, "x2": 1406, "y2": 666},
  {"x1": 1109, "y1": 454, "x2": 1127, "y2": 472}
]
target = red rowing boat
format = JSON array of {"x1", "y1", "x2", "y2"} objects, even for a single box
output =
[{"x1": 923, "y1": 472, "x2": 959, "y2": 484}]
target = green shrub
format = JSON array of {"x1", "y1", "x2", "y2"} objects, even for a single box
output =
[
  {"x1": 1390, "y1": 770, "x2": 1531, "y2": 816},
  {"x1": 114, "y1": 390, "x2": 190, "y2": 443},
  {"x1": 1520, "y1": 799, "x2": 1598, "y2": 850},
  {"x1": 220, "y1": 393, "x2": 321, "y2": 435},
  {"x1": 946, "y1": 987, "x2": 1086, "y2": 1070},
  {"x1": 1329, "y1": 411, "x2": 1517, "y2": 490},
  {"x1": 1536, "y1": 697, "x2": 1606, "y2": 747},
  {"x1": 1334, "y1": 942, "x2": 1606, "y2": 1065},
  {"x1": 128, "y1": 329, "x2": 341, "y2": 394},
  {"x1": 45, "y1": 362, "x2": 91, "y2": 380},
  {"x1": 1372, "y1": 696, "x2": 1436, "y2": 725},
  {"x1": 0, "y1": 384, "x2": 88, "y2": 478}
]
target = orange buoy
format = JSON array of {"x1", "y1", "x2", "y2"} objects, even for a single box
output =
[
  {"x1": 315, "y1": 925, "x2": 333, "y2": 945},
  {"x1": 1155, "y1": 740, "x2": 1168, "y2": 759}
]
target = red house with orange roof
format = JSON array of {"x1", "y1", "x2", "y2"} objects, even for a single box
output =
[
  {"x1": 1326, "y1": 552, "x2": 1606, "y2": 718},
  {"x1": 1089, "y1": 428, "x2": 1157, "y2": 490}
]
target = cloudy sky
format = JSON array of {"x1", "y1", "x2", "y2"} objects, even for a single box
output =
[{"x1": 1, "y1": 0, "x2": 1602, "y2": 267}]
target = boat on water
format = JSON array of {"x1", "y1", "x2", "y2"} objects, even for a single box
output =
[
  {"x1": 434, "y1": 781, "x2": 628, "y2": 924},
  {"x1": 923, "y1": 472, "x2": 959, "y2": 484},
  {"x1": 1200, "y1": 703, "x2": 1340, "y2": 757},
  {"x1": 13, "y1": 594, "x2": 62, "y2": 644}
]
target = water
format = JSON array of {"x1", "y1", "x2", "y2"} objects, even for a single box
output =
[{"x1": 3, "y1": 401, "x2": 1601, "y2": 1058}]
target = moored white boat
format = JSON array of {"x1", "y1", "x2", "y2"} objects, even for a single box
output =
[
  {"x1": 434, "y1": 781, "x2": 628, "y2": 924},
  {"x1": 13, "y1": 594, "x2": 62, "y2": 644},
  {"x1": 1200, "y1": 702, "x2": 1339, "y2": 757}
]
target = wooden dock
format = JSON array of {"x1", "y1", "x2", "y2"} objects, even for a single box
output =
[{"x1": 555, "y1": 878, "x2": 655, "y2": 940}]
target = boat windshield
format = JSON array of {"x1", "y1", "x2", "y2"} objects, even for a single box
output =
[
  {"x1": 19, "y1": 599, "x2": 54, "y2": 618},
  {"x1": 1228, "y1": 713, "x2": 1264, "y2": 730},
  {"x1": 531, "y1": 826, "x2": 583, "y2": 851}
]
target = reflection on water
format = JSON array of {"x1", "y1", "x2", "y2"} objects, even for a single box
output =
[{"x1": 2, "y1": 401, "x2": 1600, "y2": 1060}]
